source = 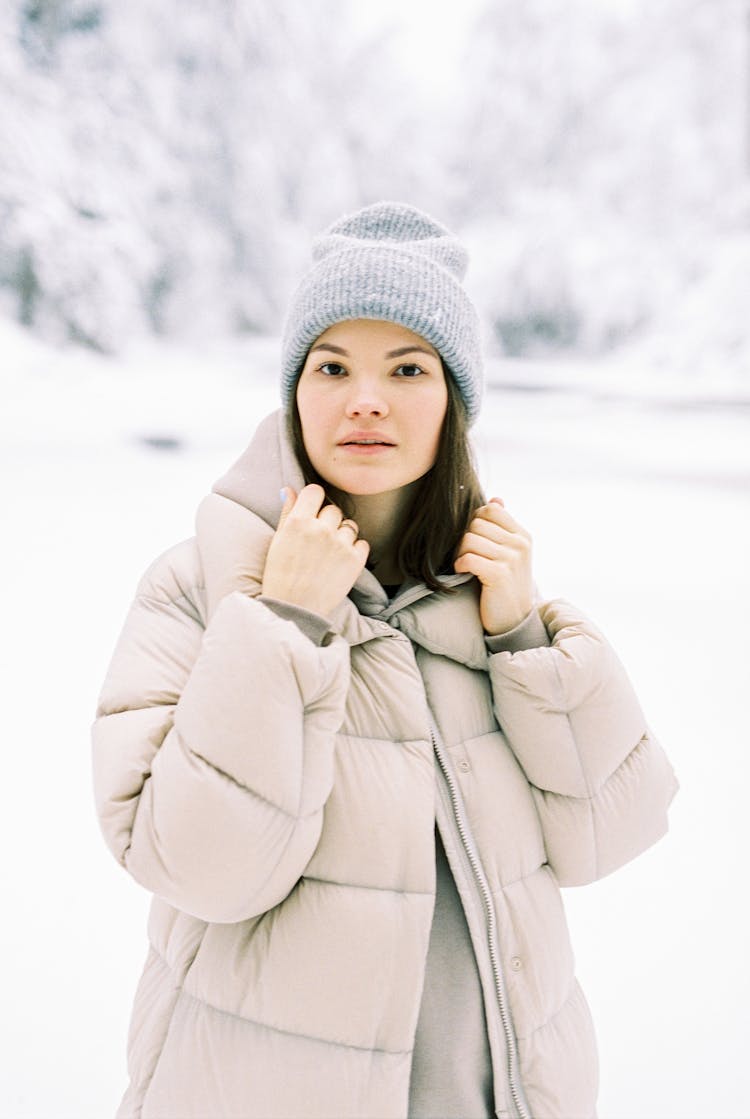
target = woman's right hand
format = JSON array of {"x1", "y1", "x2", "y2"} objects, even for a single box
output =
[{"x1": 261, "y1": 485, "x2": 370, "y2": 618}]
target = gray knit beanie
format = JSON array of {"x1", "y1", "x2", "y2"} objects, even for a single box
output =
[{"x1": 280, "y1": 201, "x2": 483, "y2": 424}]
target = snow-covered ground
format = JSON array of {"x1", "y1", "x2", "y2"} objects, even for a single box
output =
[{"x1": 1, "y1": 320, "x2": 748, "y2": 1119}]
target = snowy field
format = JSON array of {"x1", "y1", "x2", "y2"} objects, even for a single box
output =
[{"x1": 1, "y1": 321, "x2": 749, "y2": 1119}]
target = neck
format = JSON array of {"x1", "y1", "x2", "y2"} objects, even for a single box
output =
[{"x1": 341, "y1": 482, "x2": 419, "y2": 585}]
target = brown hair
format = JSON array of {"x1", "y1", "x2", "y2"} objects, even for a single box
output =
[{"x1": 288, "y1": 365, "x2": 485, "y2": 592}]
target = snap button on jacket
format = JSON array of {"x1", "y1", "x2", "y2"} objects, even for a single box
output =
[{"x1": 92, "y1": 410, "x2": 678, "y2": 1119}]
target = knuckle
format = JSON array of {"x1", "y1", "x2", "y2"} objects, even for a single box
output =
[{"x1": 304, "y1": 519, "x2": 326, "y2": 542}]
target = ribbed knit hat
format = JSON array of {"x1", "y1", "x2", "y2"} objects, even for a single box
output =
[{"x1": 280, "y1": 201, "x2": 483, "y2": 424}]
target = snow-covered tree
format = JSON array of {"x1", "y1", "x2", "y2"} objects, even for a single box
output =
[
  {"x1": 0, "y1": 0, "x2": 425, "y2": 350},
  {"x1": 457, "y1": 0, "x2": 750, "y2": 363}
]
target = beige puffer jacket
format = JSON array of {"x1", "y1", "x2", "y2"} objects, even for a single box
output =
[{"x1": 92, "y1": 410, "x2": 678, "y2": 1119}]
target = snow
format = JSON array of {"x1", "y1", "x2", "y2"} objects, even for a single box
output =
[{"x1": 1, "y1": 321, "x2": 748, "y2": 1118}]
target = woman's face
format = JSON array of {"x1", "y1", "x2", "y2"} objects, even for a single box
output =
[{"x1": 296, "y1": 319, "x2": 449, "y2": 498}]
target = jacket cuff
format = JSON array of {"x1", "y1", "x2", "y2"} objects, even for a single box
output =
[
  {"x1": 485, "y1": 607, "x2": 551, "y2": 655},
  {"x1": 258, "y1": 596, "x2": 334, "y2": 647}
]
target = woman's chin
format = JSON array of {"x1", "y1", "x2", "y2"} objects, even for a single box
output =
[
  {"x1": 328, "y1": 476, "x2": 421, "y2": 501},
  {"x1": 322, "y1": 471, "x2": 397, "y2": 498}
]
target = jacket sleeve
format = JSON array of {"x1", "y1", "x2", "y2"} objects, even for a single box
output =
[
  {"x1": 487, "y1": 598, "x2": 678, "y2": 887},
  {"x1": 91, "y1": 555, "x2": 351, "y2": 924}
]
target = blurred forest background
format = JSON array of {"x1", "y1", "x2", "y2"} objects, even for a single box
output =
[{"x1": 1, "y1": 0, "x2": 748, "y2": 379}]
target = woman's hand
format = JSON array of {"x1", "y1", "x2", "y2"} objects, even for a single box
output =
[
  {"x1": 454, "y1": 498, "x2": 534, "y2": 636},
  {"x1": 262, "y1": 484, "x2": 370, "y2": 618}
]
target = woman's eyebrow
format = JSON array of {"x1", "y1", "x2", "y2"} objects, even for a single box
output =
[
  {"x1": 309, "y1": 343, "x2": 349, "y2": 355},
  {"x1": 385, "y1": 345, "x2": 438, "y2": 359}
]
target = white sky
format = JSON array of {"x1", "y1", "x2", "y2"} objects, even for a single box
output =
[
  {"x1": 353, "y1": 0, "x2": 485, "y2": 94},
  {"x1": 353, "y1": 0, "x2": 643, "y2": 91}
]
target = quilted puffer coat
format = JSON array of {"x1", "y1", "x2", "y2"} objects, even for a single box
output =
[{"x1": 92, "y1": 410, "x2": 678, "y2": 1119}]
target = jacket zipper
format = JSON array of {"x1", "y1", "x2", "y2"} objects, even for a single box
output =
[{"x1": 431, "y1": 721, "x2": 533, "y2": 1119}]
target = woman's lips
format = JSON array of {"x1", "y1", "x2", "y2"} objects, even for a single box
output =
[
  {"x1": 337, "y1": 432, "x2": 396, "y2": 455},
  {"x1": 338, "y1": 442, "x2": 395, "y2": 455}
]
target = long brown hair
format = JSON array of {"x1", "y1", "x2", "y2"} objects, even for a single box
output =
[{"x1": 288, "y1": 365, "x2": 485, "y2": 592}]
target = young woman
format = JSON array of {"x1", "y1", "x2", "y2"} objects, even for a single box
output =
[{"x1": 92, "y1": 201, "x2": 678, "y2": 1119}]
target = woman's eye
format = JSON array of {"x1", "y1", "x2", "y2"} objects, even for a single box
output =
[
  {"x1": 318, "y1": 362, "x2": 347, "y2": 377},
  {"x1": 394, "y1": 363, "x2": 425, "y2": 378}
]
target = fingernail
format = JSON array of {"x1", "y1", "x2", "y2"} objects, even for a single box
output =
[{"x1": 279, "y1": 487, "x2": 287, "y2": 503}]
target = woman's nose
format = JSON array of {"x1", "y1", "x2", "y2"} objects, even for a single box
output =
[{"x1": 345, "y1": 385, "x2": 389, "y2": 418}]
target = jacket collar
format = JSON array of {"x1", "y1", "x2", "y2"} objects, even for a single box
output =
[
  {"x1": 212, "y1": 409, "x2": 305, "y2": 531},
  {"x1": 210, "y1": 409, "x2": 487, "y2": 670}
]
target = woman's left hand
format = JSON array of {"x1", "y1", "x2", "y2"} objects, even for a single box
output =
[{"x1": 454, "y1": 498, "x2": 534, "y2": 637}]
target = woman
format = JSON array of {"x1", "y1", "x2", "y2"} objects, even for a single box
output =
[{"x1": 92, "y1": 201, "x2": 678, "y2": 1119}]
